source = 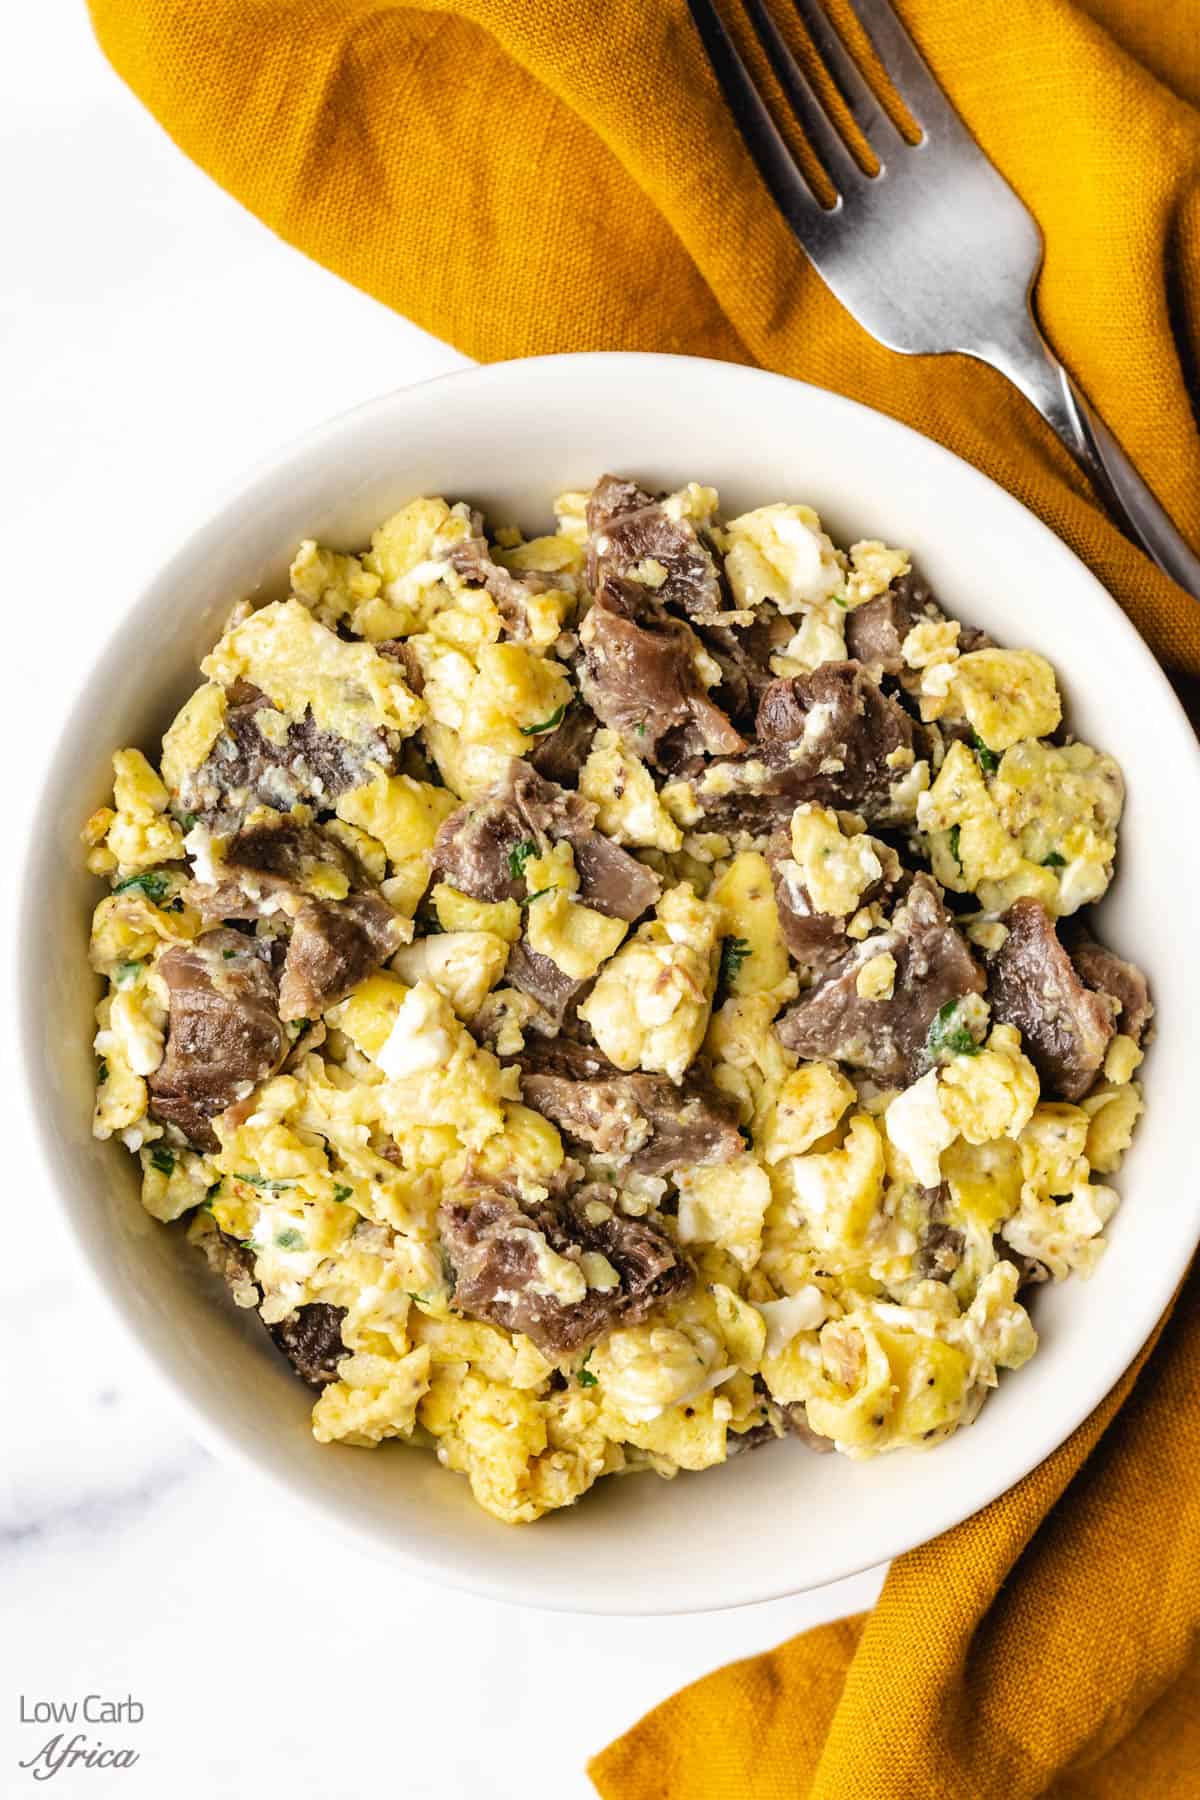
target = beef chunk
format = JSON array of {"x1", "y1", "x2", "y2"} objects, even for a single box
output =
[
  {"x1": 432, "y1": 760, "x2": 658, "y2": 919},
  {"x1": 697, "y1": 615, "x2": 778, "y2": 730},
  {"x1": 438, "y1": 1182, "x2": 691, "y2": 1356},
  {"x1": 776, "y1": 874, "x2": 985, "y2": 1082},
  {"x1": 277, "y1": 892, "x2": 407, "y2": 1022},
  {"x1": 527, "y1": 700, "x2": 597, "y2": 785},
  {"x1": 845, "y1": 572, "x2": 990, "y2": 677},
  {"x1": 987, "y1": 899, "x2": 1114, "y2": 1100},
  {"x1": 267, "y1": 1303, "x2": 349, "y2": 1388},
  {"x1": 579, "y1": 576, "x2": 745, "y2": 769},
  {"x1": 181, "y1": 681, "x2": 390, "y2": 825},
  {"x1": 375, "y1": 638, "x2": 426, "y2": 694},
  {"x1": 149, "y1": 930, "x2": 287, "y2": 1149},
  {"x1": 697, "y1": 661, "x2": 922, "y2": 829},
  {"x1": 518, "y1": 1039, "x2": 742, "y2": 1173},
  {"x1": 587, "y1": 477, "x2": 728, "y2": 625},
  {"x1": 503, "y1": 941, "x2": 586, "y2": 1030},
  {"x1": 201, "y1": 1227, "x2": 347, "y2": 1388},
  {"x1": 729, "y1": 1382, "x2": 834, "y2": 1455},
  {"x1": 1066, "y1": 932, "x2": 1152, "y2": 1044},
  {"x1": 187, "y1": 817, "x2": 407, "y2": 1021},
  {"x1": 766, "y1": 828, "x2": 902, "y2": 977},
  {"x1": 447, "y1": 535, "x2": 572, "y2": 641}
]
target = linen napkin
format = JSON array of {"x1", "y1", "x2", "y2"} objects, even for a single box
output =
[{"x1": 87, "y1": 2, "x2": 1200, "y2": 1792}]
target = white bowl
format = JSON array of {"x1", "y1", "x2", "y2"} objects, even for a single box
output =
[{"x1": 22, "y1": 352, "x2": 1200, "y2": 1613}]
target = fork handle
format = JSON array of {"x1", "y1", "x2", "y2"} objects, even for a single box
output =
[{"x1": 983, "y1": 314, "x2": 1200, "y2": 599}]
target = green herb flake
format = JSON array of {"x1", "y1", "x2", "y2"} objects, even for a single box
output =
[
  {"x1": 222, "y1": 947, "x2": 239, "y2": 960},
  {"x1": 635, "y1": 722, "x2": 646, "y2": 738},
  {"x1": 577, "y1": 1349, "x2": 598, "y2": 1388},
  {"x1": 96, "y1": 1057, "x2": 109, "y2": 1085},
  {"x1": 1042, "y1": 851, "x2": 1067, "y2": 868},
  {"x1": 925, "y1": 999, "x2": 981, "y2": 1062},
  {"x1": 947, "y1": 824, "x2": 963, "y2": 868},
  {"x1": 831, "y1": 593, "x2": 849, "y2": 610},
  {"x1": 718, "y1": 936, "x2": 751, "y2": 993},
  {"x1": 274, "y1": 1228, "x2": 305, "y2": 1251},
  {"x1": 970, "y1": 730, "x2": 1000, "y2": 776},
  {"x1": 112, "y1": 959, "x2": 146, "y2": 988},
  {"x1": 232, "y1": 1173, "x2": 294, "y2": 1192},
  {"x1": 178, "y1": 811, "x2": 198, "y2": 832},
  {"x1": 519, "y1": 702, "x2": 567, "y2": 737},
  {"x1": 112, "y1": 870, "x2": 170, "y2": 904},
  {"x1": 149, "y1": 1146, "x2": 176, "y2": 1177},
  {"x1": 522, "y1": 886, "x2": 555, "y2": 907},
  {"x1": 203, "y1": 1179, "x2": 223, "y2": 1212},
  {"x1": 332, "y1": 1183, "x2": 353, "y2": 1204},
  {"x1": 507, "y1": 840, "x2": 537, "y2": 881}
]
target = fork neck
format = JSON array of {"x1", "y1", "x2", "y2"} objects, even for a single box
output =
[{"x1": 969, "y1": 308, "x2": 1091, "y2": 460}]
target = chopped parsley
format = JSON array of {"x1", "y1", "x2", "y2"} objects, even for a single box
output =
[
  {"x1": 718, "y1": 936, "x2": 751, "y2": 994},
  {"x1": 222, "y1": 947, "x2": 239, "y2": 960},
  {"x1": 519, "y1": 702, "x2": 567, "y2": 737},
  {"x1": 178, "y1": 811, "x2": 198, "y2": 832},
  {"x1": 112, "y1": 870, "x2": 170, "y2": 904},
  {"x1": 96, "y1": 1057, "x2": 109, "y2": 1085},
  {"x1": 831, "y1": 592, "x2": 849, "y2": 610},
  {"x1": 522, "y1": 886, "x2": 554, "y2": 907},
  {"x1": 635, "y1": 722, "x2": 647, "y2": 738},
  {"x1": 507, "y1": 840, "x2": 537, "y2": 881},
  {"x1": 149, "y1": 1146, "x2": 176, "y2": 1177},
  {"x1": 332, "y1": 1183, "x2": 353, "y2": 1204},
  {"x1": 232, "y1": 1173, "x2": 294, "y2": 1192},
  {"x1": 970, "y1": 730, "x2": 1000, "y2": 776},
  {"x1": 947, "y1": 824, "x2": 963, "y2": 868},
  {"x1": 577, "y1": 1349, "x2": 598, "y2": 1388},
  {"x1": 203, "y1": 1179, "x2": 223, "y2": 1212},
  {"x1": 1042, "y1": 851, "x2": 1067, "y2": 868},
  {"x1": 925, "y1": 999, "x2": 981, "y2": 1061},
  {"x1": 112, "y1": 958, "x2": 146, "y2": 988},
  {"x1": 274, "y1": 1228, "x2": 305, "y2": 1251}
]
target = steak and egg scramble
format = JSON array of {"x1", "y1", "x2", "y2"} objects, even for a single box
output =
[{"x1": 83, "y1": 476, "x2": 1150, "y2": 1523}]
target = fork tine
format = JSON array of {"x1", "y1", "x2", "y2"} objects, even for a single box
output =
[
  {"x1": 791, "y1": 0, "x2": 903, "y2": 155},
  {"x1": 686, "y1": 0, "x2": 821, "y2": 231},
  {"x1": 847, "y1": 0, "x2": 967, "y2": 140},
  {"x1": 741, "y1": 0, "x2": 864, "y2": 195}
]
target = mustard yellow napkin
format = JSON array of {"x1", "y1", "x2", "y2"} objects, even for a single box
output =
[{"x1": 88, "y1": 2, "x2": 1200, "y2": 1792}]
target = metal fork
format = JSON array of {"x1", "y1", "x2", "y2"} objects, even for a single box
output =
[{"x1": 688, "y1": 0, "x2": 1200, "y2": 597}]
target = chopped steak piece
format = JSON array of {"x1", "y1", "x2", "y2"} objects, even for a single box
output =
[
  {"x1": 527, "y1": 700, "x2": 597, "y2": 785},
  {"x1": 588, "y1": 479, "x2": 729, "y2": 626},
  {"x1": 186, "y1": 815, "x2": 407, "y2": 1021},
  {"x1": 697, "y1": 661, "x2": 923, "y2": 829},
  {"x1": 438, "y1": 1181, "x2": 691, "y2": 1356},
  {"x1": 766, "y1": 828, "x2": 902, "y2": 977},
  {"x1": 845, "y1": 572, "x2": 991, "y2": 677},
  {"x1": 504, "y1": 941, "x2": 586, "y2": 1028},
  {"x1": 587, "y1": 474, "x2": 656, "y2": 534},
  {"x1": 730, "y1": 1382, "x2": 834, "y2": 1454},
  {"x1": 149, "y1": 929, "x2": 287, "y2": 1150},
  {"x1": 432, "y1": 760, "x2": 658, "y2": 919},
  {"x1": 267, "y1": 1302, "x2": 349, "y2": 1388},
  {"x1": 278, "y1": 892, "x2": 407, "y2": 1022},
  {"x1": 375, "y1": 637, "x2": 426, "y2": 694},
  {"x1": 580, "y1": 575, "x2": 745, "y2": 769},
  {"x1": 987, "y1": 899, "x2": 1114, "y2": 1100},
  {"x1": 518, "y1": 1039, "x2": 742, "y2": 1173},
  {"x1": 697, "y1": 615, "x2": 778, "y2": 730},
  {"x1": 188, "y1": 817, "x2": 364, "y2": 921},
  {"x1": 1066, "y1": 931, "x2": 1153, "y2": 1044},
  {"x1": 776, "y1": 874, "x2": 985, "y2": 1082},
  {"x1": 180, "y1": 680, "x2": 391, "y2": 825},
  {"x1": 202, "y1": 1226, "x2": 347, "y2": 1387},
  {"x1": 447, "y1": 534, "x2": 572, "y2": 641}
]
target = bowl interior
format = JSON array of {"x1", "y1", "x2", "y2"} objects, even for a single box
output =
[{"x1": 24, "y1": 352, "x2": 1200, "y2": 1612}]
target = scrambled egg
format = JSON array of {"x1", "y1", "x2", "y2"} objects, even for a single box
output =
[{"x1": 83, "y1": 477, "x2": 1146, "y2": 1526}]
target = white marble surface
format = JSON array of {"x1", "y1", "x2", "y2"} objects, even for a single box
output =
[{"x1": 1, "y1": 6, "x2": 885, "y2": 1792}]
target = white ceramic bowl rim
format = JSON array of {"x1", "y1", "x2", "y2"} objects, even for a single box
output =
[{"x1": 20, "y1": 352, "x2": 1200, "y2": 1614}]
